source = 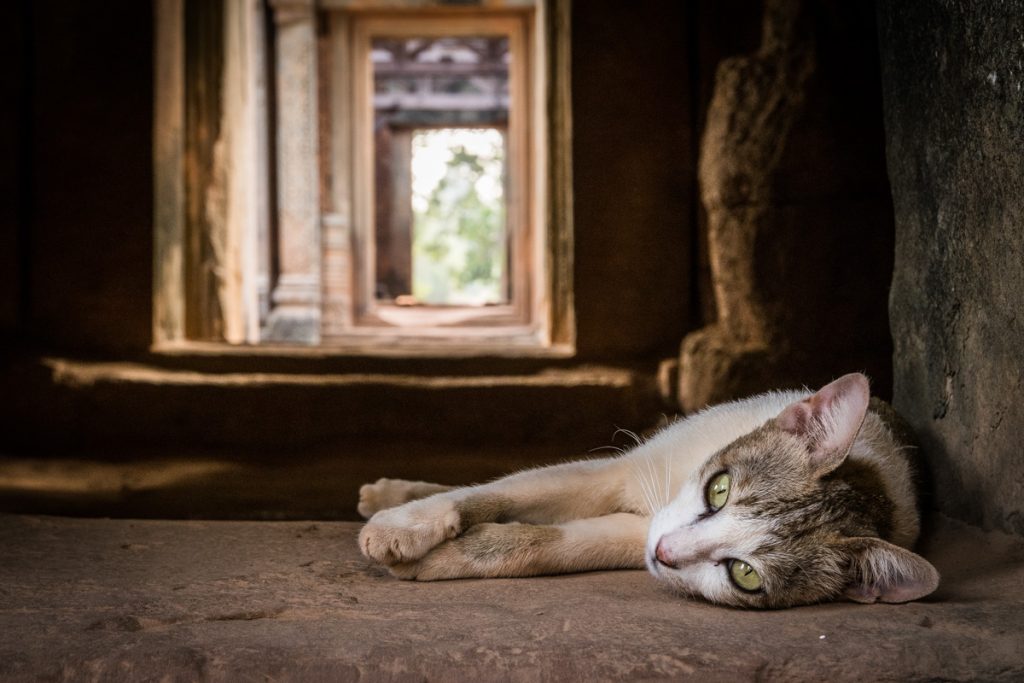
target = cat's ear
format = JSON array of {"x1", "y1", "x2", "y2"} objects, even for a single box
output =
[
  {"x1": 775, "y1": 373, "x2": 870, "y2": 477},
  {"x1": 839, "y1": 537, "x2": 940, "y2": 604}
]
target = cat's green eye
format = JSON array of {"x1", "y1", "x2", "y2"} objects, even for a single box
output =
[
  {"x1": 728, "y1": 560, "x2": 763, "y2": 592},
  {"x1": 705, "y1": 472, "x2": 731, "y2": 511}
]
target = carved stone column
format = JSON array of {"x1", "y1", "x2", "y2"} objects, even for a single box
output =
[
  {"x1": 264, "y1": 0, "x2": 321, "y2": 343},
  {"x1": 677, "y1": 0, "x2": 813, "y2": 411},
  {"x1": 678, "y1": 0, "x2": 895, "y2": 411}
]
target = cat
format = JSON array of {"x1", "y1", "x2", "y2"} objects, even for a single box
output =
[{"x1": 357, "y1": 373, "x2": 939, "y2": 608}]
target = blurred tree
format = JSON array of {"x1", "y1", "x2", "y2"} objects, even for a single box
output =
[{"x1": 412, "y1": 129, "x2": 506, "y2": 305}]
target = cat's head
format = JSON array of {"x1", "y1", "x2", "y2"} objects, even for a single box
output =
[{"x1": 646, "y1": 373, "x2": 939, "y2": 608}]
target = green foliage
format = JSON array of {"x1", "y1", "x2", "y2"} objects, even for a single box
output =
[{"x1": 412, "y1": 129, "x2": 506, "y2": 305}]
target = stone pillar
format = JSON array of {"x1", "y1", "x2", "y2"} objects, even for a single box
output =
[
  {"x1": 678, "y1": 0, "x2": 812, "y2": 411},
  {"x1": 264, "y1": 0, "x2": 321, "y2": 343},
  {"x1": 678, "y1": 0, "x2": 894, "y2": 412},
  {"x1": 879, "y1": 1, "x2": 1024, "y2": 535}
]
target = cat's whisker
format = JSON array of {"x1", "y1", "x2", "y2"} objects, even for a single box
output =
[
  {"x1": 614, "y1": 428, "x2": 638, "y2": 448},
  {"x1": 589, "y1": 445, "x2": 626, "y2": 456},
  {"x1": 635, "y1": 460, "x2": 650, "y2": 515},
  {"x1": 633, "y1": 461, "x2": 657, "y2": 516},
  {"x1": 642, "y1": 452, "x2": 661, "y2": 513},
  {"x1": 634, "y1": 466, "x2": 654, "y2": 516},
  {"x1": 644, "y1": 455, "x2": 655, "y2": 510},
  {"x1": 618, "y1": 427, "x2": 660, "y2": 515},
  {"x1": 649, "y1": 453, "x2": 663, "y2": 508},
  {"x1": 663, "y1": 450, "x2": 671, "y2": 507}
]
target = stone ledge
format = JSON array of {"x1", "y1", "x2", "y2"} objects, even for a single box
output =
[
  {"x1": 1, "y1": 355, "x2": 663, "y2": 452},
  {"x1": 0, "y1": 445, "x2": 582, "y2": 521},
  {"x1": 40, "y1": 357, "x2": 640, "y2": 390},
  {"x1": 0, "y1": 514, "x2": 1021, "y2": 681}
]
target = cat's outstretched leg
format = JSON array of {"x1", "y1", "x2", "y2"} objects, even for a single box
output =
[
  {"x1": 388, "y1": 513, "x2": 648, "y2": 580},
  {"x1": 357, "y1": 478, "x2": 454, "y2": 518},
  {"x1": 359, "y1": 456, "x2": 638, "y2": 566}
]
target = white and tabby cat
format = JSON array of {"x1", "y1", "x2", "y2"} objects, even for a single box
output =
[{"x1": 357, "y1": 373, "x2": 939, "y2": 608}]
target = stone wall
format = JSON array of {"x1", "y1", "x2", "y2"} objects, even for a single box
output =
[
  {"x1": 17, "y1": 1, "x2": 155, "y2": 353},
  {"x1": 571, "y1": 0, "x2": 693, "y2": 359},
  {"x1": 0, "y1": 5, "x2": 25, "y2": 336},
  {"x1": 879, "y1": 2, "x2": 1024, "y2": 535}
]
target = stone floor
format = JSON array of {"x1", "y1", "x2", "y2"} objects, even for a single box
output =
[{"x1": 2, "y1": 512, "x2": 1023, "y2": 682}]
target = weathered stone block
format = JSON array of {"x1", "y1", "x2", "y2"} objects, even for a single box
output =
[
  {"x1": 679, "y1": 0, "x2": 894, "y2": 411},
  {"x1": 879, "y1": 1, "x2": 1024, "y2": 535}
]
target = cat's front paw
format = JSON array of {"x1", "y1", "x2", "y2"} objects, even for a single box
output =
[
  {"x1": 358, "y1": 498, "x2": 461, "y2": 566},
  {"x1": 357, "y1": 478, "x2": 409, "y2": 518}
]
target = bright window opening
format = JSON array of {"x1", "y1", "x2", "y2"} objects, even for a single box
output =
[
  {"x1": 410, "y1": 128, "x2": 507, "y2": 306},
  {"x1": 153, "y1": 2, "x2": 575, "y2": 351},
  {"x1": 342, "y1": 16, "x2": 534, "y2": 337},
  {"x1": 370, "y1": 35, "x2": 511, "y2": 310}
]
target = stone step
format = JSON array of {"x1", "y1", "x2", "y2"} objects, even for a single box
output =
[
  {"x1": 0, "y1": 442, "x2": 580, "y2": 521},
  {"x1": 3, "y1": 355, "x2": 665, "y2": 453}
]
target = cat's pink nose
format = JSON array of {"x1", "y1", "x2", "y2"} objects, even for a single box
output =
[{"x1": 655, "y1": 538, "x2": 676, "y2": 568}]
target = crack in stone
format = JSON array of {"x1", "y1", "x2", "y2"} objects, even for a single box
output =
[
  {"x1": 85, "y1": 605, "x2": 289, "y2": 632},
  {"x1": 202, "y1": 606, "x2": 287, "y2": 622}
]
